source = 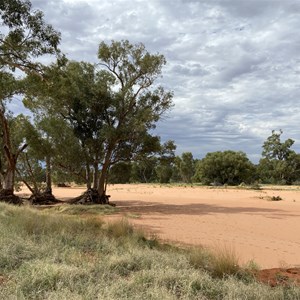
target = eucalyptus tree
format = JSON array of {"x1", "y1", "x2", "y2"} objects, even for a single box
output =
[
  {"x1": 15, "y1": 114, "x2": 85, "y2": 198},
  {"x1": 156, "y1": 140, "x2": 176, "y2": 183},
  {"x1": 179, "y1": 152, "x2": 195, "y2": 183},
  {"x1": 109, "y1": 162, "x2": 132, "y2": 184},
  {"x1": 258, "y1": 130, "x2": 300, "y2": 184},
  {"x1": 9, "y1": 114, "x2": 43, "y2": 195},
  {"x1": 25, "y1": 60, "x2": 114, "y2": 193},
  {"x1": 0, "y1": 72, "x2": 27, "y2": 201},
  {"x1": 130, "y1": 158, "x2": 158, "y2": 183},
  {"x1": 27, "y1": 40, "x2": 173, "y2": 203},
  {"x1": 129, "y1": 136, "x2": 163, "y2": 183},
  {"x1": 0, "y1": 0, "x2": 61, "y2": 201},
  {"x1": 95, "y1": 40, "x2": 173, "y2": 198}
]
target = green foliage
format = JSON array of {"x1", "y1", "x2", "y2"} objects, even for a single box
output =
[
  {"x1": 0, "y1": 0, "x2": 61, "y2": 74},
  {"x1": 262, "y1": 130, "x2": 294, "y2": 161},
  {"x1": 194, "y1": 150, "x2": 256, "y2": 185},
  {"x1": 258, "y1": 130, "x2": 300, "y2": 184},
  {"x1": 170, "y1": 156, "x2": 182, "y2": 182},
  {"x1": 23, "y1": 41, "x2": 173, "y2": 192},
  {"x1": 109, "y1": 162, "x2": 132, "y2": 184},
  {"x1": 179, "y1": 152, "x2": 195, "y2": 183},
  {"x1": 0, "y1": 71, "x2": 19, "y2": 100},
  {"x1": 130, "y1": 157, "x2": 158, "y2": 183},
  {"x1": 0, "y1": 0, "x2": 61, "y2": 195},
  {"x1": 156, "y1": 140, "x2": 176, "y2": 183},
  {"x1": 96, "y1": 40, "x2": 173, "y2": 166}
]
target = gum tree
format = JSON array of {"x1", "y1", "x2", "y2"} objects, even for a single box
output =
[
  {"x1": 25, "y1": 40, "x2": 173, "y2": 203},
  {"x1": 95, "y1": 40, "x2": 173, "y2": 199},
  {"x1": 179, "y1": 152, "x2": 195, "y2": 183},
  {"x1": 258, "y1": 130, "x2": 300, "y2": 184},
  {"x1": 0, "y1": 0, "x2": 61, "y2": 201},
  {"x1": 156, "y1": 140, "x2": 176, "y2": 183},
  {"x1": 0, "y1": 73, "x2": 26, "y2": 202}
]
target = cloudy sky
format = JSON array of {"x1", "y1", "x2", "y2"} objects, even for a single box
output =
[{"x1": 28, "y1": 0, "x2": 300, "y2": 162}]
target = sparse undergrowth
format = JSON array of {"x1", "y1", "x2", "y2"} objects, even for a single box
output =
[
  {"x1": 263, "y1": 195, "x2": 283, "y2": 201},
  {"x1": 46, "y1": 203, "x2": 118, "y2": 215},
  {"x1": 0, "y1": 203, "x2": 299, "y2": 299},
  {"x1": 270, "y1": 196, "x2": 283, "y2": 201}
]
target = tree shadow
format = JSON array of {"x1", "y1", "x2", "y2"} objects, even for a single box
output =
[{"x1": 112, "y1": 199, "x2": 298, "y2": 219}]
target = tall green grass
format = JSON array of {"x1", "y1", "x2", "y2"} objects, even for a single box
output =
[{"x1": 0, "y1": 202, "x2": 299, "y2": 299}]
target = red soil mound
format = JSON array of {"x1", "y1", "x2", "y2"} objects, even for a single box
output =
[{"x1": 256, "y1": 268, "x2": 300, "y2": 287}]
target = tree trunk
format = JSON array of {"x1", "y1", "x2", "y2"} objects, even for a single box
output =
[
  {"x1": 92, "y1": 161, "x2": 99, "y2": 189},
  {"x1": 98, "y1": 169, "x2": 106, "y2": 197},
  {"x1": 22, "y1": 153, "x2": 39, "y2": 194},
  {"x1": 142, "y1": 167, "x2": 148, "y2": 183},
  {"x1": 0, "y1": 166, "x2": 22, "y2": 204},
  {"x1": 0, "y1": 105, "x2": 25, "y2": 204},
  {"x1": 85, "y1": 162, "x2": 92, "y2": 190},
  {"x1": 97, "y1": 147, "x2": 113, "y2": 197},
  {"x1": 98, "y1": 159, "x2": 110, "y2": 197},
  {"x1": 16, "y1": 168, "x2": 35, "y2": 194},
  {"x1": 45, "y1": 155, "x2": 52, "y2": 194},
  {"x1": 2, "y1": 168, "x2": 15, "y2": 195},
  {"x1": 68, "y1": 150, "x2": 113, "y2": 206}
]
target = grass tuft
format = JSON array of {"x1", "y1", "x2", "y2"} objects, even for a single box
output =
[
  {"x1": 106, "y1": 218, "x2": 135, "y2": 238},
  {"x1": 210, "y1": 244, "x2": 240, "y2": 278},
  {"x1": 48, "y1": 204, "x2": 117, "y2": 215},
  {"x1": 188, "y1": 244, "x2": 240, "y2": 278}
]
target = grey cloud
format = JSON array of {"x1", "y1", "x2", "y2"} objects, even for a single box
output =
[
  {"x1": 171, "y1": 63, "x2": 209, "y2": 77},
  {"x1": 217, "y1": 55, "x2": 266, "y2": 82},
  {"x1": 205, "y1": 0, "x2": 296, "y2": 18},
  {"x1": 18, "y1": 0, "x2": 300, "y2": 161}
]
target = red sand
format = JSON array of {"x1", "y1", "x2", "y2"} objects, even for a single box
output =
[{"x1": 27, "y1": 184, "x2": 300, "y2": 269}]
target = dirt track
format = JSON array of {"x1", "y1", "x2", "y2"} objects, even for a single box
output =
[{"x1": 33, "y1": 184, "x2": 300, "y2": 268}]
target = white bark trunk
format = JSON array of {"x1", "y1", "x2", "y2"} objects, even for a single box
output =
[{"x1": 2, "y1": 168, "x2": 14, "y2": 195}]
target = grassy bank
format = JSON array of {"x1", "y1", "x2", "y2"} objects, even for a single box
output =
[{"x1": 0, "y1": 203, "x2": 299, "y2": 299}]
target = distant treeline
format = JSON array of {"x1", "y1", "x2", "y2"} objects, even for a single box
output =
[{"x1": 109, "y1": 130, "x2": 300, "y2": 186}]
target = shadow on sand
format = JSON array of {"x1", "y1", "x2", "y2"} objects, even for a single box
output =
[{"x1": 112, "y1": 199, "x2": 297, "y2": 219}]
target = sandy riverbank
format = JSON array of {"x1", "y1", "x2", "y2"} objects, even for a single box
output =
[{"x1": 18, "y1": 184, "x2": 300, "y2": 268}]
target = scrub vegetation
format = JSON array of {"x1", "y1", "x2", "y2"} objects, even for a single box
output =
[{"x1": 0, "y1": 202, "x2": 300, "y2": 299}]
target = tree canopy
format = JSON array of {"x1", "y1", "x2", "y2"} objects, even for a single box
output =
[
  {"x1": 258, "y1": 130, "x2": 300, "y2": 184},
  {"x1": 194, "y1": 150, "x2": 256, "y2": 185},
  {"x1": 0, "y1": 0, "x2": 61, "y2": 75}
]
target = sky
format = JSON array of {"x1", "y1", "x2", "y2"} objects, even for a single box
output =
[{"x1": 21, "y1": 0, "x2": 300, "y2": 162}]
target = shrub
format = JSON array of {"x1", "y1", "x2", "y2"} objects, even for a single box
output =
[{"x1": 271, "y1": 196, "x2": 283, "y2": 201}]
